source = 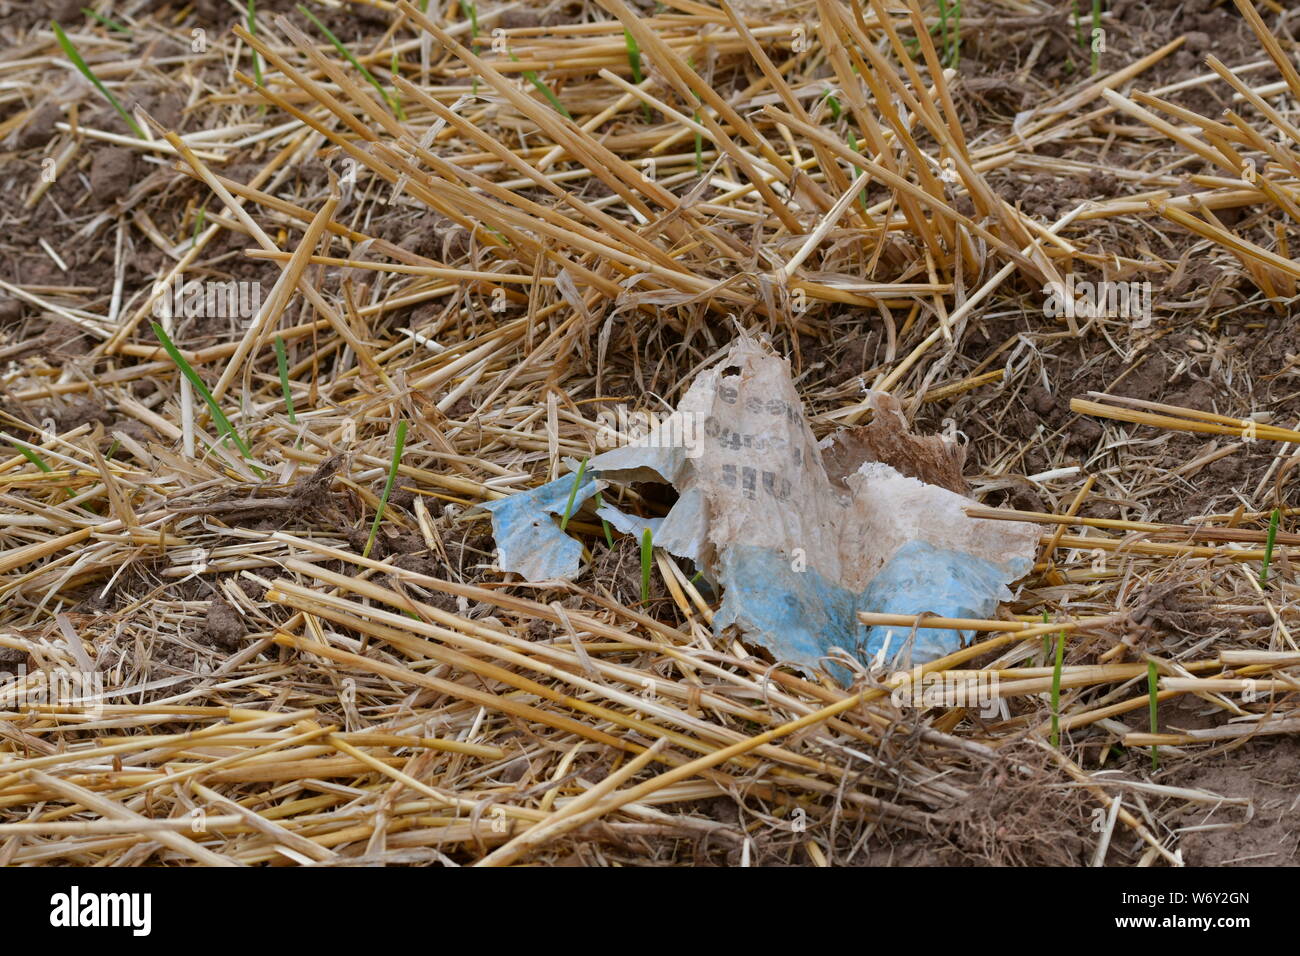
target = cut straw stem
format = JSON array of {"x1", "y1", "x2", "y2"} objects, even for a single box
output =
[
  {"x1": 1071, "y1": 396, "x2": 1300, "y2": 444},
  {"x1": 1147, "y1": 660, "x2": 1160, "y2": 771}
]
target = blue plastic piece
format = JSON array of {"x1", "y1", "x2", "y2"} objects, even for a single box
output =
[
  {"x1": 714, "y1": 539, "x2": 1028, "y2": 673},
  {"x1": 478, "y1": 473, "x2": 600, "y2": 580}
]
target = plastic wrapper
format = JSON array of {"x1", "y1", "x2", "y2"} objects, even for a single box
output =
[{"x1": 474, "y1": 337, "x2": 1040, "y2": 675}]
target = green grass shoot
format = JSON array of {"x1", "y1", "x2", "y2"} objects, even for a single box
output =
[
  {"x1": 559, "y1": 457, "x2": 587, "y2": 531},
  {"x1": 1147, "y1": 659, "x2": 1159, "y2": 771},
  {"x1": 936, "y1": 0, "x2": 960, "y2": 67},
  {"x1": 83, "y1": 7, "x2": 131, "y2": 35},
  {"x1": 625, "y1": 29, "x2": 652, "y2": 121},
  {"x1": 640, "y1": 527, "x2": 653, "y2": 603},
  {"x1": 460, "y1": 0, "x2": 480, "y2": 95},
  {"x1": 592, "y1": 491, "x2": 614, "y2": 546},
  {"x1": 903, "y1": 21, "x2": 930, "y2": 59},
  {"x1": 824, "y1": 90, "x2": 842, "y2": 121},
  {"x1": 13, "y1": 443, "x2": 53, "y2": 473},
  {"x1": 297, "y1": 4, "x2": 404, "y2": 119},
  {"x1": 192, "y1": 206, "x2": 206, "y2": 246},
  {"x1": 274, "y1": 335, "x2": 297, "y2": 425},
  {"x1": 507, "y1": 52, "x2": 570, "y2": 119},
  {"x1": 247, "y1": 1, "x2": 264, "y2": 90},
  {"x1": 53, "y1": 21, "x2": 145, "y2": 139},
  {"x1": 822, "y1": 80, "x2": 872, "y2": 213},
  {"x1": 1073, "y1": 0, "x2": 1087, "y2": 47},
  {"x1": 1260, "y1": 508, "x2": 1280, "y2": 585},
  {"x1": 460, "y1": 0, "x2": 479, "y2": 39},
  {"x1": 1050, "y1": 626, "x2": 1065, "y2": 747},
  {"x1": 151, "y1": 322, "x2": 263, "y2": 477},
  {"x1": 949, "y1": 0, "x2": 961, "y2": 67},
  {"x1": 364, "y1": 420, "x2": 408, "y2": 558},
  {"x1": 12, "y1": 442, "x2": 77, "y2": 499},
  {"x1": 625, "y1": 28, "x2": 643, "y2": 82},
  {"x1": 524, "y1": 70, "x2": 570, "y2": 118}
]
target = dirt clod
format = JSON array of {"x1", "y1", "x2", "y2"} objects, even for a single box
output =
[
  {"x1": 200, "y1": 599, "x2": 245, "y2": 651},
  {"x1": 88, "y1": 148, "x2": 139, "y2": 206}
]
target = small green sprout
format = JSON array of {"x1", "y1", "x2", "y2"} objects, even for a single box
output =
[
  {"x1": 1260, "y1": 508, "x2": 1280, "y2": 586},
  {"x1": 274, "y1": 335, "x2": 296, "y2": 425},
  {"x1": 12, "y1": 441, "x2": 76, "y2": 499},
  {"x1": 13, "y1": 443, "x2": 53, "y2": 473},
  {"x1": 625, "y1": 28, "x2": 643, "y2": 82},
  {"x1": 53, "y1": 21, "x2": 145, "y2": 139},
  {"x1": 460, "y1": 0, "x2": 480, "y2": 95},
  {"x1": 151, "y1": 322, "x2": 263, "y2": 477},
  {"x1": 559, "y1": 457, "x2": 588, "y2": 532},
  {"x1": 625, "y1": 28, "x2": 651, "y2": 121},
  {"x1": 247, "y1": 1, "x2": 263, "y2": 91},
  {"x1": 640, "y1": 527, "x2": 653, "y2": 604},
  {"x1": 823, "y1": 90, "x2": 842, "y2": 121},
  {"x1": 460, "y1": 0, "x2": 479, "y2": 38},
  {"x1": 83, "y1": 7, "x2": 131, "y2": 35},
  {"x1": 936, "y1": 0, "x2": 961, "y2": 67},
  {"x1": 192, "y1": 206, "x2": 206, "y2": 247},
  {"x1": 364, "y1": 420, "x2": 408, "y2": 558},
  {"x1": 297, "y1": 4, "x2": 404, "y2": 119},
  {"x1": 592, "y1": 491, "x2": 614, "y2": 547},
  {"x1": 507, "y1": 52, "x2": 570, "y2": 120}
]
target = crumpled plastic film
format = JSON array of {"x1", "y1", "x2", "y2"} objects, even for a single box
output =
[
  {"x1": 473, "y1": 337, "x2": 1040, "y2": 675},
  {"x1": 476, "y1": 471, "x2": 600, "y2": 581}
]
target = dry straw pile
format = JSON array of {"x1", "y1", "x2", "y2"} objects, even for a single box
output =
[{"x1": 0, "y1": 0, "x2": 1296, "y2": 865}]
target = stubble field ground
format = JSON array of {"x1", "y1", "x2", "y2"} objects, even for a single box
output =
[{"x1": 0, "y1": 0, "x2": 1297, "y2": 867}]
